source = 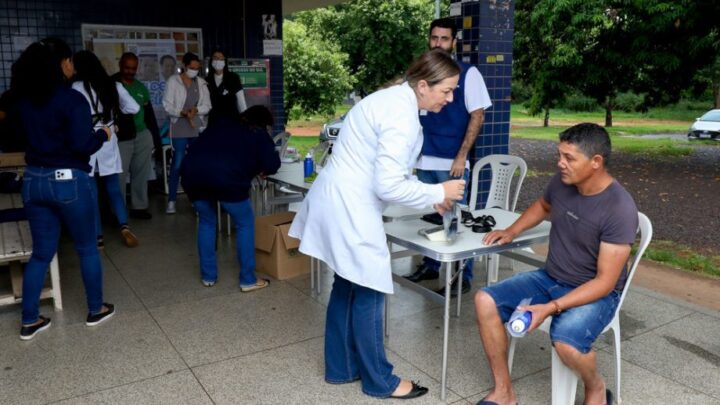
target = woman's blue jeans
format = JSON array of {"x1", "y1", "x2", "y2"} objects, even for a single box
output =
[
  {"x1": 91, "y1": 173, "x2": 129, "y2": 236},
  {"x1": 168, "y1": 137, "x2": 196, "y2": 202},
  {"x1": 325, "y1": 274, "x2": 400, "y2": 398},
  {"x1": 192, "y1": 199, "x2": 257, "y2": 287},
  {"x1": 21, "y1": 167, "x2": 104, "y2": 324}
]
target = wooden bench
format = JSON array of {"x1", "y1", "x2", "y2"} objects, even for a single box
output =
[{"x1": 0, "y1": 164, "x2": 62, "y2": 310}]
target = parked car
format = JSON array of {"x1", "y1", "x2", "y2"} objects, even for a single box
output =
[
  {"x1": 688, "y1": 109, "x2": 720, "y2": 140},
  {"x1": 319, "y1": 115, "x2": 344, "y2": 142}
]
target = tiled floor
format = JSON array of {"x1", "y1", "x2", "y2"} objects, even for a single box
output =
[{"x1": 0, "y1": 197, "x2": 718, "y2": 404}]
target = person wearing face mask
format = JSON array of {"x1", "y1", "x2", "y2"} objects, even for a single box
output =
[
  {"x1": 162, "y1": 52, "x2": 211, "y2": 214},
  {"x1": 289, "y1": 49, "x2": 466, "y2": 400},
  {"x1": 206, "y1": 49, "x2": 247, "y2": 127},
  {"x1": 12, "y1": 38, "x2": 116, "y2": 340}
]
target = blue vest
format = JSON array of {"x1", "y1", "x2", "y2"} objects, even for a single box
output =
[{"x1": 419, "y1": 62, "x2": 471, "y2": 159}]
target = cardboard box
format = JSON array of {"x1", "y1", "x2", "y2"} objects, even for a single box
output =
[{"x1": 255, "y1": 212, "x2": 310, "y2": 280}]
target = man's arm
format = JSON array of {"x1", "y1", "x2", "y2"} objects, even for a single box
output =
[
  {"x1": 450, "y1": 108, "x2": 484, "y2": 177},
  {"x1": 482, "y1": 196, "x2": 551, "y2": 246},
  {"x1": 524, "y1": 241, "x2": 631, "y2": 332}
]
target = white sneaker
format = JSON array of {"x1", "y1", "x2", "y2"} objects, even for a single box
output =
[{"x1": 166, "y1": 201, "x2": 176, "y2": 214}]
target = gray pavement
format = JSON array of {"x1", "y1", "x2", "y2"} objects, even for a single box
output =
[{"x1": 0, "y1": 198, "x2": 718, "y2": 404}]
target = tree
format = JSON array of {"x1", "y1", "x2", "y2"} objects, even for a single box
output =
[
  {"x1": 296, "y1": 0, "x2": 438, "y2": 93},
  {"x1": 514, "y1": 0, "x2": 720, "y2": 126},
  {"x1": 283, "y1": 20, "x2": 355, "y2": 120}
]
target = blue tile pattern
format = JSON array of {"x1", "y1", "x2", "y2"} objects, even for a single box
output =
[{"x1": 451, "y1": 0, "x2": 515, "y2": 209}]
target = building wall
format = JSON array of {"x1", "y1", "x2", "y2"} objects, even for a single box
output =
[
  {"x1": 451, "y1": 0, "x2": 515, "y2": 208},
  {"x1": 0, "y1": 0, "x2": 285, "y2": 128}
]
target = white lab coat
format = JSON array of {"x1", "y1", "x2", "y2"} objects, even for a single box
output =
[
  {"x1": 289, "y1": 82, "x2": 445, "y2": 294},
  {"x1": 71, "y1": 82, "x2": 140, "y2": 176}
]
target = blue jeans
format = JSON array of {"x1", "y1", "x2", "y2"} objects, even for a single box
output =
[
  {"x1": 482, "y1": 269, "x2": 620, "y2": 354},
  {"x1": 325, "y1": 274, "x2": 400, "y2": 398},
  {"x1": 168, "y1": 137, "x2": 196, "y2": 202},
  {"x1": 21, "y1": 167, "x2": 104, "y2": 324},
  {"x1": 416, "y1": 168, "x2": 473, "y2": 281},
  {"x1": 91, "y1": 173, "x2": 129, "y2": 236},
  {"x1": 193, "y1": 199, "x2": 257, "y2": 287}
]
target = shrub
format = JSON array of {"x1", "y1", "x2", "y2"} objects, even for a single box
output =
[
  {"x1": 615, "y1": 92, "x2": 645, "y2": 112},
  {"x1": 562, "y1": 93, "x2": 598, "y2": 112}
]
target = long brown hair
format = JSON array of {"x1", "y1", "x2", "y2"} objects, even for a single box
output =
[{"x1": 405, "y1": 49, "x2": 460, "y2": 89}]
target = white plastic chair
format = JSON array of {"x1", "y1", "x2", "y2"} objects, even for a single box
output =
[
  {"x1": 507, "y1": 212, "x2": 653, "y2": 405},
  {"x1": 468, "y1": 154, "x2": 527, "y2": 284}
]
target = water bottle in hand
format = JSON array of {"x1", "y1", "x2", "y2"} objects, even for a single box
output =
[{"x1": 506, "y1": 298, "x2": 533, "y2": 337}]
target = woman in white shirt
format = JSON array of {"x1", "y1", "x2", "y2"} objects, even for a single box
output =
[
  {"x1": 72, "y1": 50, "x2": 140, "y2": 248},
  {"x1": 289, "y1": 49, "x2": 466, "y2": 400}
]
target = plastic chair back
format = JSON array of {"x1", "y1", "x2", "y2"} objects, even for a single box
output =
[{"x1": 469, "y1": 154, "x2": 527, "y2": 211}]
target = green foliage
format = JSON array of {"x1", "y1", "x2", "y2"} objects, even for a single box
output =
[
  {"x1": 615, "y1": 92, "x2": 645, "y2": 112},
  {"x1": 562, "y1": 93, "x2": 598, "y2": 112},
  {"x1": 283, "y1": 20, "x2": 355, "y2": 120},
  {"x1": 644, "y1": 240, "x2": 720, "y2": 278},
  {"x1": 514, "y1": 0, "x2": 720, "y2": 126},
  {"x1": 296, "y1": 0, "x2": 437, "y2": 93}
]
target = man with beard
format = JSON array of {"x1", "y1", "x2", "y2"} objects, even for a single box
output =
[{"x1": 404, "y1": 17, "x2": 492, "y2": 295}]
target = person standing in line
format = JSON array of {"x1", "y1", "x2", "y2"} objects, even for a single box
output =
[
  {"x1": 206, "y1": 49, "x2": 247, "y2": 127},
  {"x1": 113, "y1": 52, "x2": 162, "y2": 220},
  {"x1": 404, "y1": 17, "x2": 492, "y2": 296},
  {"x1": 13, "y1": 38, "x2": 115, "y2": 340},
  {"x1": 72, "y1": 50, "x2": 140, "y2": 248},
  {"x1": 162, "y1": 52, "x2": 211, "y2": 214},
  {"x1": 181, "y1": 106, "x2": 279, "y2": 289},
  {"x1": 289, "y1": 49, "x2": 466, "y2": 400}
]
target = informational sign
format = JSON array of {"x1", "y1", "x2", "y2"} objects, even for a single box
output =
[
  {"x1": 227, "y1": 58, "x2": 271, "y2": 108},
  {"x1": 81, "y1": 24, "x2": 203, "y2": 131}
]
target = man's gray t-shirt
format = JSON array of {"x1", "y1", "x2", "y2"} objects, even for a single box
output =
[{"x1": 544, "y1": 173, "x2": 638, "y2": 291}]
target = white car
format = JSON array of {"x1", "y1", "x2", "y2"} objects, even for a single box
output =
[
  {"x1": 688, "y1": 109, "x2": 720, "y2": 140},
  {"x1": 319, "y1": 116, "x2": 344, "y2": 142}
]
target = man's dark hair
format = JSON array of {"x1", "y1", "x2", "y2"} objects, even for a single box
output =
[
  {"x1": 239, "y1": 105, "x2": 274, "y2": 129},
  {"x1": 559, "y1": 123, "x2": 612, "y2": 166},
  {"x1": 182, "y1": 52, "x2": 200, "y2": 66},
  {"x1": 429, "y1": 17, "x2": 456, "y2": 39},
  {"x1": 160, "y1": 54, "x2": 175, "y2": 64},
  {"x1": 119, "y1": 52, "x2": 138, "y2": 65}
]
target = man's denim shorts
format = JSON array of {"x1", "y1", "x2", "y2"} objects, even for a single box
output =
[{"x1": 481, "y1": 269, "x2": 620, "y2": 354}]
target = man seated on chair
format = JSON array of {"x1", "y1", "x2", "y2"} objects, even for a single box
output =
[{"x1": 474, "y1": 123, "x2": 638, "y2": 405}]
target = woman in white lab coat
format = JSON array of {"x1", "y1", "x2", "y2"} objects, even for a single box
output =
[{"x1": 289, "y1": 49, "x2": 466, "y2": 400}]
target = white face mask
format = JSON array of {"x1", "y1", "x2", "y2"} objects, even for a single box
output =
[
  {"x1": 212, "y1": 60, "x2": 225, "y2": 71},
  {"x1": 185, "y1": 68, "x2": 199, "y2": 79}
]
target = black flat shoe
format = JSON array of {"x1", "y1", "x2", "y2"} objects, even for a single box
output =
[
  {"x1": 403, "y1": 265, "x2": 439, "y2": 282},
  {"x1": 582, "y1": 389, "x2": 613, "y2": 405},
  {"x1": 389, "y1": 381, "x2": 428, "y2": 399}
]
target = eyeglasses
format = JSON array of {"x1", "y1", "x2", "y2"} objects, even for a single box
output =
[{"x1": 461, "y1": 213, "x2": 496, "y2": 233}]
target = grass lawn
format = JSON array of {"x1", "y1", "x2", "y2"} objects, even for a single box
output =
[{"x1": 509, "y1": 104, "x2": 710, "y2": 157}]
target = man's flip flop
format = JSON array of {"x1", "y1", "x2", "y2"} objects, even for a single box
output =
[{"x1": 476, "y1": 400, "x2": 518, "y2": 405}]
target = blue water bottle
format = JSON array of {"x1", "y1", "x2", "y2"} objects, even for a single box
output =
[
  {"x1": 303, "y1": 152, "x2": 314, "y2": 177},
  {"x1": 506, "y1": 298, "x2": 533, "y2": 337}
]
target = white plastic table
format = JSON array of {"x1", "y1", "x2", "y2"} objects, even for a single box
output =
[{"x1": 384, "y1": 208, "x2": 551, "y2": 400}]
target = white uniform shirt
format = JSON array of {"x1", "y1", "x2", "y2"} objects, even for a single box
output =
[
  {"x1": 289, "y1": 83, "x2": 445, "y2": 294},
  {"x1": 72, "y1": 82, "x2": 140, "y2": 176},
  {"x1": 415, "y1": 66, "x2": 492, "y2": 171}
]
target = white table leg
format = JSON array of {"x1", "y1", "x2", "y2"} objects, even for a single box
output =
[
  {"x1": 456, "y1": 262, "x2": 463, "y2": 317},
  {"x1": 50, "y1": 254, "x2": 62, "y2": 310},
  {"x1": 441, "y1": 260, "x2": 451, "y2": 401}
]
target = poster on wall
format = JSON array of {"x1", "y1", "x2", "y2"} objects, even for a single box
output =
[
  {"x1": 81, "y1": 24, "x2": 203, "y2": 131},
  {"x1": 226, "y1": 58, "x2": 271, "y2": 108}
]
